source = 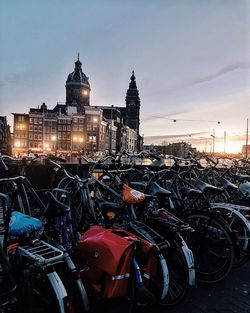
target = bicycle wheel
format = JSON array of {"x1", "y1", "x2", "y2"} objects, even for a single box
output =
[
  {"x1": 55, "y1": 260, "x2": 89, "y2": 313},
  {"x1": 16, "y1": 270, "x2": 68, "y2": 313},
  {"x1": 213, "y1": 206, "x2": 250, "y2": 267},
  {"x1": 147, "y1": 221, "x2": 191, "y2": 306},
  {"x1": 57, "y1": 176, "x2": 95, "y2": 230},
  {"x1": 57, "y1": 176, "x2": 85, "y2": 229},
  {"x1": 184, "y1": 213, "x2": 235, "y2": 283},
  {"x1": 9, "y1": 248, "x2": 71, "y2": 313}
]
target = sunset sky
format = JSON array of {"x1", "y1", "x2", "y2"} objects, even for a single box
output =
[{"x1": 0, "y1": 0, "x2": 249, "y2": 153}]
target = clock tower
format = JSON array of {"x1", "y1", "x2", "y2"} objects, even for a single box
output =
[
  {"x1": 125, "y1": 70, "x2": 140, "y2": 132},
  {"x1": 65, "y1": 54, "x2": 90, "y2": 112}
]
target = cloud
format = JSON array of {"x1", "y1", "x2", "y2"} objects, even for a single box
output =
[
  {"x1": 187, "y1": 61, "x2": 249, "y2": 86},
  {"x1": 145, "y1": 131, "x2": 209, "y2": 141},
  {"x1": 141, "y1": 109, "x2": 188, "y2": 122},
  {"x1": 0, "y1": 71, "x2": 32, "y2": 88}
]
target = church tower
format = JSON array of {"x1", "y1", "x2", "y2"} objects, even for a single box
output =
[
  {"x1": 125, "y1": 70, "x2": 140, "y2": 132},
  {"x1": 65, "y1": 54, "x2": 90, "y2": 112}
]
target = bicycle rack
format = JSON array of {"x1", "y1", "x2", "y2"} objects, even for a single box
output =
[{"x1": 18, "y1": 240, "x2": 64, "y2": 267}]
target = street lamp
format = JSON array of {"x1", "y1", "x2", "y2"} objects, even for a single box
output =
[
  {"x1": 51, "y1": 135, "x2": 57, "y2": 155},
  {"x1": 210, "y1": 129, "x2": 215, "y2": 154}
]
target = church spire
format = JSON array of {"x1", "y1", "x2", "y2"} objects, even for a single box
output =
[
  {"x1": 129, "y1": 70, "x2": 137, "y2": 89},
  {"x1": 75, "y1": 53, "x2": 82, "y2": 70},
  {"x1": 125, "y1": 70, "x2": 140, "y2": 133}
]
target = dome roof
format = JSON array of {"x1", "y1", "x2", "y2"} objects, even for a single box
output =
[{"x1": 66, "y1": 56, "x2": 90, "y2": 86}]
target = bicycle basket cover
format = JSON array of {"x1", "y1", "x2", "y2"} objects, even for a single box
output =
[
  {"x1": 122, "y1": 184, "x2": 145, "y2": 204},
  {"x1": 8, "y1": 211, "x2": 43, "y2": 236}
]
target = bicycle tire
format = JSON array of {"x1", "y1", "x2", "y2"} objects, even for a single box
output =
[
  {"x1": 184, "y1": 212, "x2": 235, "y2": 283},
  {"x1": 15, "y1": 270, "x2": 67, "y2": 313},
  {"x1": 57, "y1": 176, "x2": 85, "y2": 229},
  {"x1": 147, "y1": 220, "x2": 191, "y2": 306},
  {"x1": 209, "y1": 205, "x2": 250, "y2": 267},
  {"x1": 57, "y1": 176, "x2": 95, "y2": 230}
]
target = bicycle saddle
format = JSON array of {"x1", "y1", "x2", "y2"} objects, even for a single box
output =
[
  {"x1": 196, "y1": 180, "x2": 224, "y2": 195},
  {"x1": 8, "y1": 211, "x2": 43, "y2": 236},
  {"x1": 180, "y1": 187, "x2": 203, "y2": 198},
  {"x1": 45, "y1": 191, "x2": 70, "y2": 218},
  {"x1": 150, "y1": 182, "x2": 171, "y2": 197},
  {"x1": 95, "y1": 198, "x2": 122, "y2": 212},
  {"x1": 233, "y1": 174, "x2": 250, "y2": 182},
  {"x1": 130, "y1": 182, "x2": 147, "y2": 192},
  {"x1": 239, "y1": 182, "x2": 250, "y2": 197},
  {"x1": 219, "y1": 178, "x2": 238, "y2": 191}
]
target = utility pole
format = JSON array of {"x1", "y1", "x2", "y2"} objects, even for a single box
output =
[
  {"x1": 224, "y1": 131, "x2": 226, "y2": 155},
  {"x1": 246, "y1": 118, "x2": 249, "y2": 158}
]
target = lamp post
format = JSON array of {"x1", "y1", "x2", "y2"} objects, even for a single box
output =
[
  {"x1": 51, "y1": 135, "x2": 57, "y2": 156},
  {"x1": 210, "y1": 129, "x2": 215, "y2": 154}
]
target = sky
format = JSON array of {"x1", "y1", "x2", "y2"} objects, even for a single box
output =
[{"x1": 0, "y1": 0, "x2": 250, "y2": 152}]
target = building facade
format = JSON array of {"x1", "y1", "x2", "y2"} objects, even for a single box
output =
[
  {"x1": 0, "y1": 116, "x2": 11, "y2": 154},
  {"x1": 12, "y1": 57, "x2": 141, "y2": 156}
]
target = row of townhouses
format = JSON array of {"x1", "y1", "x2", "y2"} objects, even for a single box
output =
[
  {"x1": 0, "y1": 116, "x2": 11, "y2": 155},
  {"x1": 11, "y1": 56, "x2": 142, "y2": 156}
]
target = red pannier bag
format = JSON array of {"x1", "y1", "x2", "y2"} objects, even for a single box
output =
[
  {"x1": 78, "y1": 225, "x2": 135, "y2": 299},
  {"x1": 111, "y1": 227, "x2": 159, "y2": 290}
]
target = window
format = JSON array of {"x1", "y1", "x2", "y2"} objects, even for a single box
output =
[
  {"x1": 18, "y1": 116, "x2": 24, "y2": 122},
  {"x1": 29, "y1": 118, "x2": 33, "y2": 123},
  {"x1": 67, "y1": 125, "x2": 71, "y2": 131},
  {"x1": 29, "y1": 134, "x2": 33, "y2": 140},
  {"x1": 58, "y1": 125, "x2": 62, "y2": 131},
  {"x1": 38, "y1": 126, "x2": 42, "y2": 132},
  {"x1": 29, "y1": 125, "x2": 33, "y2": 131},
  {"x1": 51, "y1": 127, "x2": 56, "y2": 133},
  {"x1": 34, "y1": 134, "x2": 38, "y2": 140},
  {"x1": 34, "y1": 126, "x2": 38, "y2": 132},
  {"x1": 34, "y1": 119, "x2": 38, "y2": 124},
  {"x1": 63, "y1": 125, "x2": 67, "y2": 131},
  {"x1": 38, "y1": 134, "x2": 42, "y2": 140}
]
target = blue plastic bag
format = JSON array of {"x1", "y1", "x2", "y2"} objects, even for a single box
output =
[{"x1": 8, "y1": 211, "x2": 43, "y2": 236}]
